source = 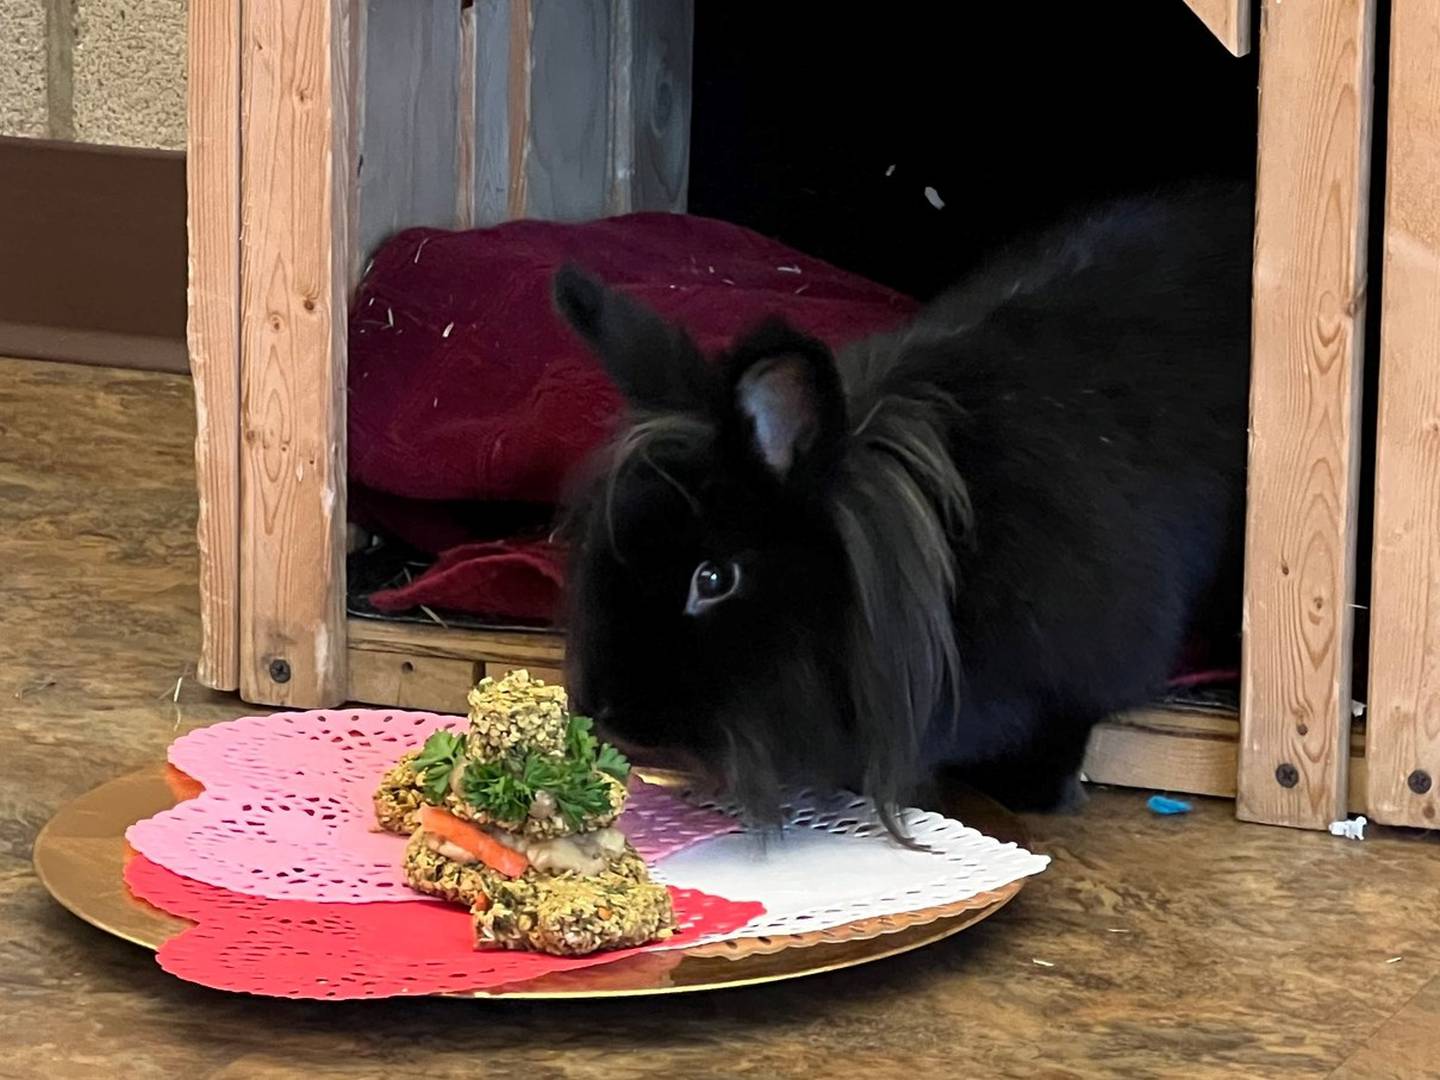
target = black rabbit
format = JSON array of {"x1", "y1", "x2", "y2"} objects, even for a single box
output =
[{"x1": 553, "y1": 184, "x2": 1251, "y2": 827}]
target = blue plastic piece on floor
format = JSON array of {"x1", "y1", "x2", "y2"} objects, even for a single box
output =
[{"x1": 1147, "y1": 794, "x2": 1192, "y2": 815}]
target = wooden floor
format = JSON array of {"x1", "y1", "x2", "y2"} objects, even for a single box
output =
[{"x1": 2, "y1": 355, "x2": 1438, "y2": 1079}]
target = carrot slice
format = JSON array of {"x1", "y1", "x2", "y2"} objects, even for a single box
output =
[{"x1": 420, "y1": 805, "x2": 530, "y2": 878}]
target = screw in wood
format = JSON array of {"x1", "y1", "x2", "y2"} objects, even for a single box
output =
[
  {"x1": 268, "y1": 658, "x2": 292, "y2": 684},
  {"x1": 1408, "y1": 769, "x2": 1433, "y2": 795},
  {"x1": 1275, "y1": 763, "x2": 1299, "y2": 788}
]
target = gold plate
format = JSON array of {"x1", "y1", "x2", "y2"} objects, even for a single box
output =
[{"x1": 33, "y1": 765, "x2": 1031, "y2": 998}]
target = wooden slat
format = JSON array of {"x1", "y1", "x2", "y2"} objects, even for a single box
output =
[
  {"x1": 606, "y1": 0, "x2": 635, "y2": 216},
  {"x1": 346, "y1": 0, "x2": 367, "y2": 286},
  {"x1": 523, "y1": 0, "x2": 613, "y2": 221},
  {"x1": 467, "y1": 0, "x2": 692, "y2": 223},
  {"x1": 347, "y1": 617, "x2": 564, "y2": 667},
  {"x1": 186, "y1": 0, "x2": 242, "y2": 691},
  {"x1": 1085, "y1": 719, "x2": 1241, "y2": 799},
  {"x1": 239, "y1": 0, "x2": 353, "y2": 707},
  {"x1": 469, "y1": 0, "x2": 515, "y2": 225},
  {"x1": 1181, "y1": 0, "x2": 1252, "y2": 57},
  {"x1": 1238, "y1": 0, "x2": 1377, "y2": 829},
  {"x1": 347, "y1": 618, "x2": 564, "y2": 711},
  {"x1": 485, "y1": 662, "x2": 565, "y2": 686},
  {"x1": 455, "y1": 0, "x2": 478, "y2": 229},
  {"x1": 622, "y1": 0, "x2": 692, "y2": 212},
  {"x1": 1365, "y1": 0, "x2": 1440, "y2": 829},
  {"x1": 1086, "y1": 707, "x2": 1367, "y2": 812},
  {"x1": 348, "y1": 649, "x2": 479, "y2": 713},
  {"x1": 505, "y1": 0, "x2": 531, "y2": 219},
  {"x1": 355, "y1": 0, "x2": 462, "y2": 265}
]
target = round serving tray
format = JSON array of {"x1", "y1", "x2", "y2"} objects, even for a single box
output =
[{"x1": 34, "y1": 764, "x2": 1030, "y2": 998}]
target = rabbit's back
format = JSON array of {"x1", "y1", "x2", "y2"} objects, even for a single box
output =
[{"x1": 837, "y1": 184, "x2": 1251, "y2": 790}]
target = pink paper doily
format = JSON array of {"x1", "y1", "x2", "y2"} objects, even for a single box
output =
[
  {"x1": 126, "y1": 709, "x2": 739, "y2": 903},
  {"x1": 125, "y1": 856, "x2": 764, "y2": 1000}
]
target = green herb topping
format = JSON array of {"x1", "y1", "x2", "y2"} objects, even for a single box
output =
[
  {"x1": 412, "y1": 729, "x2": 466, "y2": 802},
  {"x1": 413, "y1": 715, "x2": 631, "y2": 829}
]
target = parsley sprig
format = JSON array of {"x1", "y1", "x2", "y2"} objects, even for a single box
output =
[
  {"x1": 412, "y1": 715, "x2": 631, "y2": 829},
  {"x1": 412, "y1": 729, "x2": 466, "y2": 802}
]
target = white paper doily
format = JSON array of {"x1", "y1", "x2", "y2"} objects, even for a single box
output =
[{"x1": 649, "y1": 789, "x2": 1049, "y2": 949}]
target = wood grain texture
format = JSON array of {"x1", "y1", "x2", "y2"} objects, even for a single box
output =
[
  {"x1": 347, "y1": 618, "x2": 564, "y2": 711},
  {"x1": 347, "y1": 649, "x2": 480, "y2": 713},
  {"x1": 505, "y1": 0, "x2": 531, "y2": 219},
  {"x1": 1085, "y1": 709, "x2": 1367, "y2": 811},
  {"x1": 7, "y1": 355, "x2": 1440, "y2": 1079},
  {"x1": 1237, "y1": 0, "x2": 1376, "y2": 830},
  {"x1": 623, "y1": 0, "x2": 692, "y2": 212},
  {"x1": 186, "y1": 0, "x2": 242, "y2": 692},
  {"x1": 524, "y1": 0, "x2": 612, "y2": 221},
  {"x1": 356, "y1": 0, "x2": 462, "y2": 265},
  {"x1": 1365, "y1": 0, "x2": 1440, "y2": 829},
  {"x1": 1332, "y1": 977, "x2": 1440, "y2": 1079},
  {"x1": 468, "y1": 0, "x2": 691, "y2": 222},
  {"x1": 346, "y1": 0, "x2": 367, "y2": 287},
  {"x1": 1181, "y1": 0, "x2": 1253, "y2": 56},
  {"x1": 238, "y1": 0, "x2": 352, "y2": 707},
  {"x1": 347, "y1": 617, "x2": 564, "y2": 666},
  {"x1": 606, "y1": 0, "x2": 635, "y2": 216},
  {"x1": 1086, "y1": 718, "x2": 1241, "y2": 799},
  {"x1": 467, "y1": 0, "x2": 513, "y2": 225},
  {"x1": 455, "y1": 0, "x2": 478, "y2": 229}
]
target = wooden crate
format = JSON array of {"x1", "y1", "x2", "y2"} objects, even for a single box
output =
[{"x1": 188, "y1": 0, "x2": 1438, "y2": 830}]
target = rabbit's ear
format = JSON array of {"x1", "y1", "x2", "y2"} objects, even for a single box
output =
[
  {"x1": 726, "y1": 320, "x2": 847, "y2": 482},
  {"x1": 553, "y1": 264, "x2": 713, "y2": 413}
]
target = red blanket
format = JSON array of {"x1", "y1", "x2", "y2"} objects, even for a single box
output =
[{"x1": 347, "y1": 213, "x2": 917, "y2": 621}]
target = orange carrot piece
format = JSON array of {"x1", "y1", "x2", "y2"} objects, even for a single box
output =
[{"x1": 419, "y1": 805, "x2": 530, "y2": 878}]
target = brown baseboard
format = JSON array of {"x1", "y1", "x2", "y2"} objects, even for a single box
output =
[
  {"x1": 0, "y1": 322, "x2": 188, "y2": 375},
  {"x1": 0, "y1": 136, "x2": 186, "y2": 374}
]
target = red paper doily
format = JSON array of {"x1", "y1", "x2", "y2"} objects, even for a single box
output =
[{"x1": 125, "y1": 855, "x2": 764, "y2": 999}]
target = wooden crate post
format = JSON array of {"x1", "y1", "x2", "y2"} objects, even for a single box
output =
[
  {"x1": 1365, "y1": 0, "x2": 1440, "y2": 829},
  {"x1": 209, "y1": 0, "x2": 696, "y2": 709},
  {"x1": 238, "y1": 0, "x2": 354, "y2": 707},
  {"x1": 187, "y1": 0, "x2": 242, "y2": 692},
  {"x1": 1237, "y1": 0, "x2": 1378, "y2": 830}
]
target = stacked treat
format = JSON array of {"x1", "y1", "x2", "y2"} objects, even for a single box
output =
[{"x1": 374, "y1": 669, "x2": 676, "y2": 956}]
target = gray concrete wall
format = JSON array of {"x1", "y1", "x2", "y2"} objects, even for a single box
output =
[
  {"x1": 0, "y1": 0, "x2": 50, "y2": 139},
  {"x1": 0, "y1": 0, "x2": 186, "y2": 149}
]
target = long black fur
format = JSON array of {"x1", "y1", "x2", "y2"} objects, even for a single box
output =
[{"x1": 554, "y1": 183, "x2": 1252, "y2": 825}]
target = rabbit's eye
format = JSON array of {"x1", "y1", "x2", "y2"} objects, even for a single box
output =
[{"x1": 686, "y1": 560, "x2": 741, "y2": 615}]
